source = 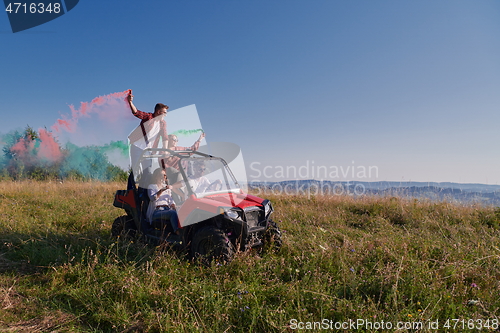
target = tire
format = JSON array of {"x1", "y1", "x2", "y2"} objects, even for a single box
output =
[
  {"x1": 111, "y1": 215, "x2": 136, "y2": 238},
  {"x1": 190, "y1": 226, "x2": 235, "y2": 265},
  {"x1": 261, "y1": 220, "x2": 282, "y2": 254}
]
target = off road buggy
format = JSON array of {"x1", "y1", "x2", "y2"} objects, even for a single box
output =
[{"x1": 112, "y1": 148, "x2": 282, "y2": 264}]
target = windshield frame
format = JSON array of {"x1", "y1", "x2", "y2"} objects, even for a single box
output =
[
  {"x1": 177, "y1": 155, "x2": 241, "y2": 198},
  {"x1": 133, "y1": 148, "x2": 241, "y2": 197}
]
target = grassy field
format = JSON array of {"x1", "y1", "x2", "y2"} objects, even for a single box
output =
[{"x1": 0, "y1": 180, "x2": 500, "y2": 332}]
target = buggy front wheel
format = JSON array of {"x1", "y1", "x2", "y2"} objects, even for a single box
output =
[
  {"x1": 260, "y1": 220, "x2": 282, "y2": 254},
  {"x1": 190, "y1": 226, "x2": 234, "y2": 265}
]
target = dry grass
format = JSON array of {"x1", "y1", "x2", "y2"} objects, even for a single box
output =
[{"x1": 0, "y1": 181, "x2": 499, "y2": 332}]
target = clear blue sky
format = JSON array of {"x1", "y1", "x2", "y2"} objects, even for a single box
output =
[{"x1": 1, "y1": 0, "x2": 500, "y2": 184}]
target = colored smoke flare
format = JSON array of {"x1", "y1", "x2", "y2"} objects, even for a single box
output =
[
  {"x1": 100, "y1": 140, "x2": 129, "y2": 156},
  {"x1": 1, "y1": 127, "x2": 127, "y2": 180},
  {"x1": 38, "y1": 129, "x2": 63, "y2": 162},
  {"x1": 1, "y1": 90, "x2": 209, "y2": 180},
  {"x1": 171, "y1": 128, "x2": 204, "y2": 137},
  {"x1": 9, "y1": 135, "x2": 35, "y2": 159},
  {"x1": 1, "y1": 89, "x2": 134, "y2": 180},
  {"x1": 51, "y1": 89, "x2": 131, "y2": 133},
  {"x1": 5, "y1": 129, "x2": 62, "y2": 163}
]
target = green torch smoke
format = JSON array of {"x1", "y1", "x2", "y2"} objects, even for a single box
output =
[
  {"x1": 171, "y1": 129, "x2": 204, "y2": 137},
  {"x1": 99, "y1": 140, "x2": 129, "y2": 156}
]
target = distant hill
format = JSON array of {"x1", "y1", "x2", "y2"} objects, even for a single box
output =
[{"x1": 248, "y1": 180, "x2": 500, "y2": 206}]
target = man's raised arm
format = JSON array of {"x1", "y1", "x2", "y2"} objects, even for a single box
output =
[{"x1": 127, "y1": 90, "x2": 138, "y2": 115}]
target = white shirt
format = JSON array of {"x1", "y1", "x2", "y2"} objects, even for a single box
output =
[
  {"x1": 188, "y1": 176, "x2": 211, "y2": 194},
  {"x1": 146, "y1": 184, "x2": 174, "y2": 223}
]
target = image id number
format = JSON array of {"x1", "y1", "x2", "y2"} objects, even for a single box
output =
[
  {"x1": 444, "y1": 318, "x2": 499, "y2": 330},
  {"x1": 5, "y1": 3, "x2": 61, "y2": 14}
]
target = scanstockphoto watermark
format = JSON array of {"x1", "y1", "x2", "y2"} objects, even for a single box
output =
[
  {"x1": 249, "y1": 180, "x2": 367, "y2": 198},
  {"x1": 248, "y1": 161, "x2": 379, "y2": 198},
  {"x1": 288, "y1": 318, "x2": 500, "y2": 331},
  {"x1": 249, "y1": 161, "x2": 379, "y2": 181},
  {"x1": 289, "y1": 318, "x2": 427, "y2": 330}
]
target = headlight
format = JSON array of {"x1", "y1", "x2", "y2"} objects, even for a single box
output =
[
  {"x1": 264, "y1": 201, "x2": 273, "y2": 216},
  {"x1": 226, "y1": 209, "x2": 240, "y2": 220},
  {"x1": 219, "y1": 207, "x2": 242, "y2": 220}
]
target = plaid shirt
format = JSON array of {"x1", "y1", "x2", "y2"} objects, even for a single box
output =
[{"x1": 128, "y1": 110, "x2": 168, "y2": 146}]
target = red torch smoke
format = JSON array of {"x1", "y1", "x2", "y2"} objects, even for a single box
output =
[
  {"x1": 38, "y1": 129, "x2": 62, "y2": 162},
  {"x1": 10, "y1": 136, "x2": 33, "y2": 158},
  {"x1": 51, "y1": 89, "x2": 131, "y2": 133}
]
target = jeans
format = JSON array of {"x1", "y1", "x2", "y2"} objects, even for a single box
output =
[{"x1": 152, "y1": 207, "x2": 179, "y2": 233}]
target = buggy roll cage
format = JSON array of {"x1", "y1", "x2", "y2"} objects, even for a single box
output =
[{"x1": 134, "y1": 147, "x2": 242, "y2": 198}]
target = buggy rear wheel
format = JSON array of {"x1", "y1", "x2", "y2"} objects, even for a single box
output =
[
  {"x1": 191, "y1": 226, "x2": 234, "y2": 265},
  {"x1": 111, "y1": 215, "x2": 136, "y2": 238}
]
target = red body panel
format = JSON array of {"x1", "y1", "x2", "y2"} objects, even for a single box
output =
[
  {"x1": 177, "y1": 192, "x2": 265, "y2": 226},
  {"x1": 115, "y1": 190, "x2": 137, "y2": 209}
]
